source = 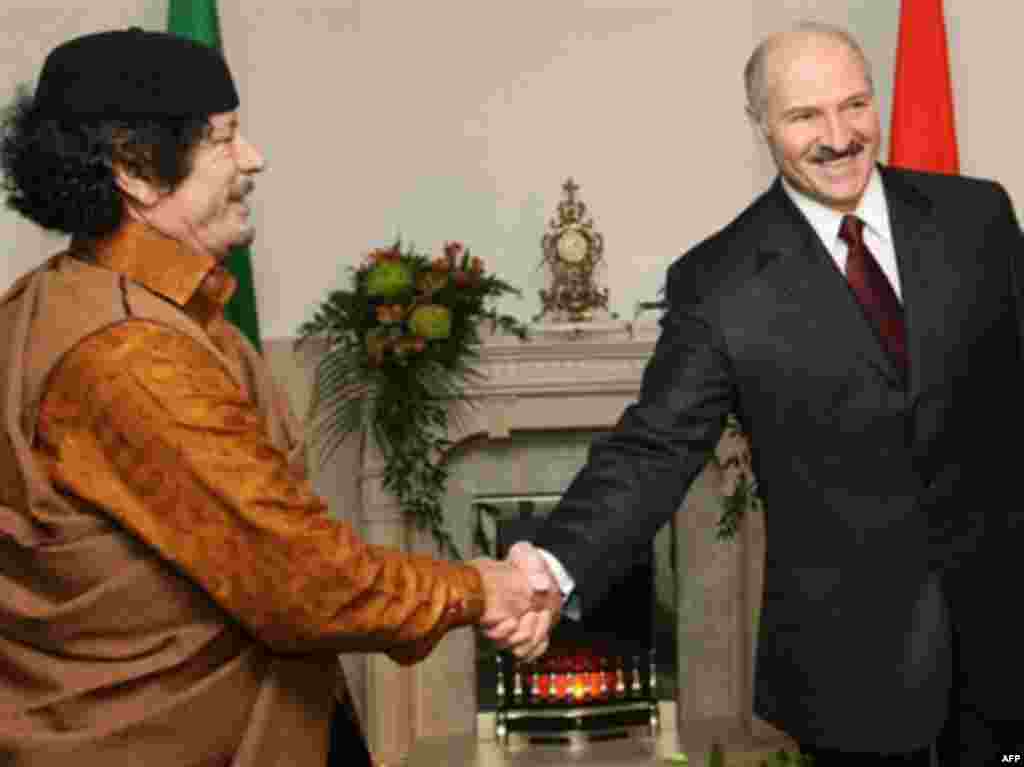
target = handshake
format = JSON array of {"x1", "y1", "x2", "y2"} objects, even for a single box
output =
[{"x1": 469, "y1": 541, "x2": 564, "y2": 662}]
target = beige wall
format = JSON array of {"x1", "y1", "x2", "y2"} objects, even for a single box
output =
[
  {"x1": 2, "y1": 2, "x2": 1021, "y2": 340},
  {"x1": 1, "y1": 1, "x2": 166, "y2": 280}
]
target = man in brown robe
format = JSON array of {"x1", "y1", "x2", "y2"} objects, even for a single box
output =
[{"x1": 0, "y1": 28, "x2": 557, "y2": 766}]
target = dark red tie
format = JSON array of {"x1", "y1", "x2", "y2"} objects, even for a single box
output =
[{"x1": 838, "y1": 215, "x2": 908, "y2": 374}]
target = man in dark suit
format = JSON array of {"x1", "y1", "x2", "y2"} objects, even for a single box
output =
[{"x1": 488, "y1": 21, "x2": 1024, "y2": 766}]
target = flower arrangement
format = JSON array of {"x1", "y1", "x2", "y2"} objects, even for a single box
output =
[{"x1": 296, "y1": 240, "x2": 529, "y2": 560}]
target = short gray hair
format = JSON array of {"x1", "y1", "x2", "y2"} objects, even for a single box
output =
[{"x1": 744, "y1": 22, "x2": 874, "y2": 124}]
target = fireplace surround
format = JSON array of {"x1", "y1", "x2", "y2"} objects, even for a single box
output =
[{"x1": 268, "y1": 318, "x2": 793, "y2": 765}]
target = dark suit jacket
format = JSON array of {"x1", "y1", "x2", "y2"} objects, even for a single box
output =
[{"x1": 533, "y1": 165, "x2": 1024, "y2": 751}]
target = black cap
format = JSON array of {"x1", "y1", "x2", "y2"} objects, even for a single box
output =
[{"x1": 33, "y1": 27, "x2": 239, "y2": 120}]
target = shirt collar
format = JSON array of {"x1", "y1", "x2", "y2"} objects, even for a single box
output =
[
  {"x1": 75, "y1": 220, "x2": 237, "y2": 326},
  {"x1": 781, "y1": 165, "x2": 892, "y2": 248}
]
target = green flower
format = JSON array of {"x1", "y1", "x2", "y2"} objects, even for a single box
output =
[
  {"x1": 365, "y1": 260, "x2": 413, "y2": 298},
  {"x1": 409, "y1": 304, "x2": 452, "y2": 339}
]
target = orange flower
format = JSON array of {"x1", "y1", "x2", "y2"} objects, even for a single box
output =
[
  {"x1": 431, "y1": 256, "x2": 450, "y2": 272},
  {"x1": 375, "y1": 304, "x2": 405, "y2": 323},
  {"x1": 469, "y1": 256, "x2": 484, "y2": 274},
  {"x1": 366, "y1": 246, "x2": 401, "y2": 266}
]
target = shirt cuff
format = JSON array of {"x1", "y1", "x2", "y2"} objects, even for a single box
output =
[{"x1": 535, "y1": 547, "x2": 580, "y2": 620}]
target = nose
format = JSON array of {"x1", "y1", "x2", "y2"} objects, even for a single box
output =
[
  {"x1": 235, "y1": 133, "x2": 266, "y2": 174},
  {"x1": 821, "y1": 109, "x2": 853, "y2": 150}
]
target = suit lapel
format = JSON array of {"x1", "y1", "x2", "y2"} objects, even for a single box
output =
[
  {"x1": 879, "y1": 166, "x2": 942, "y2": 404},
  {"x1": 752, "y1": 179, "x2": 904, "y2": 386}
]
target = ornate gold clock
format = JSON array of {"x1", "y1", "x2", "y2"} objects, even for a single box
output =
[{"x1": 535, "y1": 178, "x2": 611, "y2": 323}]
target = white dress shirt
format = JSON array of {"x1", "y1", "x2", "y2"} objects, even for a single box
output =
[{"x1": 781, "y1": 167, "x2": 903, "y2": 299}]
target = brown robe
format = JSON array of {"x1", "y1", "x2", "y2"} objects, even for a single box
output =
[{"x1": 0, "y1": 224, "x2": 483, "y2": 766}]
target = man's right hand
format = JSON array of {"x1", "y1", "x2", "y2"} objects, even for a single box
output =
[
  {"x1": 472, "y1": 543, "x2": 562, "y2": 662},
  {"x1": 470, "y1": 557, "x2": 558, "y2": 628},
  {"x1": 390, "y1": 558, "x2": 554, "y2": 667}
]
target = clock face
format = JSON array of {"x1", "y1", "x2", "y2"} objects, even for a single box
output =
[{"x1": 556, "y1": 229, "x2": 589, "y2": 264}]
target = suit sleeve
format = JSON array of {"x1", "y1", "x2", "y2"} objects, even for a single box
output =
[
  {"x1": 36, "y1": 320, "x2": 483, "y2": 661},
  {"x1": 532, "y1": 258, "x2": 736, "y2": 614}
]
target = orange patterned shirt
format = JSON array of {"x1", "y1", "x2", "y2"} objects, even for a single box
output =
[{"x1": 33, "y1": 223, "x2": 483, "y2": 662}]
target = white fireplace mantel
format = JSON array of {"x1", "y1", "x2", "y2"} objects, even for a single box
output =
[{"x1": 453, "y1": 319, "x2": 659, "y2": 438}]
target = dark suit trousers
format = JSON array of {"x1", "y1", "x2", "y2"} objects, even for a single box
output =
[{"x1": 935, "y1": 618, "x2": 1024, "y2": 766}]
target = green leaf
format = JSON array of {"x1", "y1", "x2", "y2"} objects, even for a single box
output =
[{"x1": 714, "y1": 414, "x2": 763, "y2": 542}]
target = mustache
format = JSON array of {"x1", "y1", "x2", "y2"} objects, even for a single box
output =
[
  {"x1": 232, "y1": 179, "x2": 255, "y2": 200},
  {"x1": 809, "y1": 142, "x2": 864, "y2": 164}
]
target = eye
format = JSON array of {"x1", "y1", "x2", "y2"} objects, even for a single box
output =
[{"x1": 206, "y1": 130, "x2": 235, "y2": 146}]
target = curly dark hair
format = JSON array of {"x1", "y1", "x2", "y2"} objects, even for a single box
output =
[{"x1": 1, "y1": 86, "x2": 211, "y2": 238}]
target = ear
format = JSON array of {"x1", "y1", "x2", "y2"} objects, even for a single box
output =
[
  {"x1": 745, "y1": 107, "x2": 770, "y2": 141},
  {"x1": 112, "y1": 163, "x2": 165, "y2": 207}
]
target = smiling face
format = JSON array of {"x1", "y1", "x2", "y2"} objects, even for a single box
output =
[
  {"x1": 120, "y1": 111, "x2": 265, "y2": 259},
  {"x1": 757, "y1": 32, "x2": 880, "y2": 213}
]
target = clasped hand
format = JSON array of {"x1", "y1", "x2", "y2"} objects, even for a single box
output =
[{"x1": 470, "y1": 542, "x2": 561, "y2": 662}]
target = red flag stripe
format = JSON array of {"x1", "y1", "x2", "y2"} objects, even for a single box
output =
[{"x1": 888, "y1": 0, "x2": 959, "y2": 173}]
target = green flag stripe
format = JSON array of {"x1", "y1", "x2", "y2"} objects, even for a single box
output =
[
  {"x1": 168, "y1": 0, "x2": 263, "y2": 352},
  {"x1": 221, "y1": 247, "x2": 262, "y2": 351},
  {"x1": 167, "y1": 0, "x2": 221, "y2": 47}
]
